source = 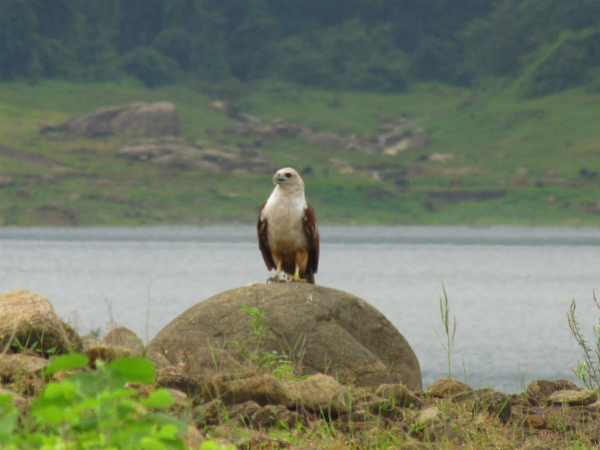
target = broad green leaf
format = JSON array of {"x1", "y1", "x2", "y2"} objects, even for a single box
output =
[
  {"x1": 109, "y1": 358, "x2": 155, "y2": 384},
  {"x1": 32, "y1": 404, "x2": 67, "y2": 427},
  {"x1": 140, "y1": 389, "x2": 175, "y2": 410},
  {"x1": 156, "y1": 423, "x2": 179, "y2": 439},
  {"x1": 44, "y1": 354, "x2": 89, "y2": 375},
  {"x1": 140, "y1": 436, "x2": 167, "y2": 450},
  {"x1": 43, "y1": 381, "x2": 77, "y2": 401}
]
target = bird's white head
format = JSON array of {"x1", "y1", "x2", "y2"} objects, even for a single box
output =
[{"x1": 272, "y1": 167, "x2": 305, "y2": 193}]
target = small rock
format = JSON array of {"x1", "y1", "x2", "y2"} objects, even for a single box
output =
[
  {"x1": 204, "y1": 372, "x2": 290, "y2": 407},
  {"x1": 376, "y1": 383, "x2": 422, "y2": 407},
  {"x1": 193, "y1": 399, "x2": 226, "y2": 428},
  {"x1": 0, "y1": 354, "x2": 48, "y2": 380},
  {"x1": 250, "y1": 404, "x2": 304, "y2": 429},
  {"x1": 524, "y1": 413, "x2": 547, "y2": 429},
  {"x1": 546, "y1": 389, "x2": 598, "y2": 406},
  {"x1": 84, "y1": 344, "x2": 132, "y2": 366},
  {"x1": 415, "y1": 406, "x2": 442, "y2": 426},
  {"x1": 80, "y1": 333, "x2": 100, "y2": 351},
  {"x1": 0, "y1": 290, "x2": 78, "y2": 355},
  {"x1": 427, "y1": 378, "x2": 472, "y2": 397},
  {"x1": 156, "y1": 365, "x2": 203, "y2": 397},
  {"x1": 102, "y1": 327, "x2": 144, "y2": 356},
  {"x1": 586, "y1": 401, "x2": 600, "y2": 411},
  {"x1": 286, "y1": 373, "x2": 350, "y2": 416},
  {"x1": 526, "y1": 379, "x2": 579, "y2": 404},
  {"x1": 472, "y1": 392, "x2": 511, "y2": 423}
]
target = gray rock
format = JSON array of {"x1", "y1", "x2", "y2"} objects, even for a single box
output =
[
  {"x1": 102, "y1": 327, "x2": 144, "y2": 356},
  {"x1": 472, "y1": 392, "x2": 511, "y2": 423},
  {"x1": 286, "y1": 373, "x2": 350, "y2": 415},
  {"x1": 526, "y1": 379, "x2": 579, "y2": 404},
  {"x1": 193, "y1": 399, "x2": 226, "y2": 427},
  {"x1": 416, "y1": 406, "x2": 442, "y2": 426},
  {"x1": 148, "y1": 283, "x2": 421, "y2": 390},
  {"x1": 376, "y1": 383, "x2": 422, "y2": 407},
  {"x1": 42, "y1": 102, "x2": 182, "y2": 138},
  {"x1": 546, "y1": 389, "x2": 597, "y2": 406},
  {"x1": 0, "y1": 354, "x2": 48, "y2": 380},
  {"x1": 156, "y1": 364, "x2": 203, "y2": 397},
  {"x1": 204, "y1": 372, "x2": 290, "y2": 407},
  {"x1": 0, "y1": 290, "x2": 78, "y2": 355},
  {"x1": 428, "y1": 378, "x2": 472, "y2": 398},
  {"x1": 84, "y1": 344, "x2": 132, "y2": 365}
]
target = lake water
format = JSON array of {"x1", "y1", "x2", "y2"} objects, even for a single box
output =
[{"x1": 0, "y1": 225, "x2": 599, "y2": 393}]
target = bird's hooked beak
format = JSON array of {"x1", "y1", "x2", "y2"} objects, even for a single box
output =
[{"x1": 273, "y1": 172, "x2": 285, "y2": 185}]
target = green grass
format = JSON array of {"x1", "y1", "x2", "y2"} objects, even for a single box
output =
[{"x1": 0, "y1": 78, "x2": 599, "y2": 226}]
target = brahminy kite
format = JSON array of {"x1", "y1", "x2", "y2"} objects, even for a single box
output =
[{"x1": 257, "y1": 167, "x2": 319, "y2": 284}]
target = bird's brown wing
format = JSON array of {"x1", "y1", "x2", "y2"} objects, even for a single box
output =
[
  {"x1": 257, "y1": 201, "x2": 275, "y2": 270},
  {"x1": 303, "y1": 203, "x2": 319, "y2": 276}
]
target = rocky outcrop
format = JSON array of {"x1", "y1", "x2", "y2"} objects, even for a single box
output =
[
  {"x1": 40, "y1": 102, "x2": 182, "y2": 139},
  {"x1": 147, "y1": 283, "x2": 422, "y2": 391},
  {"x1": 526, "y1": 379, "x2": 579, "y2": 404},
  {"x1": 117, "y1": 137, "x2": 277, "y2": 174},
  {"x1": 0, "y1": 290, "x2": 82, "y2": 355}
]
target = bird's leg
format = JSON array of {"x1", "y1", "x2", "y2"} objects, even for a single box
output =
[
  {"x1": 292, "y1": 249, "x2": 308, "y2": 282},
  {"x1": 292, "y1": 265, "x2": 306, "y2": 282},
  {"x1": 267, "y1": 255, "x2": 290, "y2": 283}
]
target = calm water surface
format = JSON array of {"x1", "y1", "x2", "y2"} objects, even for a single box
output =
[{"x1": 1, "y1": 225, "x2": 599, "y2": 392}]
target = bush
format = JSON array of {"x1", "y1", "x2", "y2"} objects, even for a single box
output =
[
  {"x1": 518, "y1": 28, "x2": 600, "y2": 98},
  {"x1": 122, "y1": 47, "x2": 182, "y2": 88}
]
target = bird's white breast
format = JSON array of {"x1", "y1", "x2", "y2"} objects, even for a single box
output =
[{"x1": 261, "y1": 188, "x2": 308, "y2": 252}]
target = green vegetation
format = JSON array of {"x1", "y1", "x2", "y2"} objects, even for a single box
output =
[
  {"x1": 568, "y1": 292, "x2": 600, "y2": 390},
  {"x1": 0, "y1": 78, "x2": 599, "y2": 226},
  {"x1": 1, "y1": 1, "x2": 600, "y2": 226},
  {"x1": 0, "y1": 354, "x2": 233, "y2": 449}
]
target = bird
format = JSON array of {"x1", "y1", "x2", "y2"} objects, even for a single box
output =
[{"x1": 257, "y1": 167, "x2": 319, "y2": 284}]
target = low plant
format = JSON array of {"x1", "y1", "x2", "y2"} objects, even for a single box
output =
[
  {"x1": 0, "y1": 354, "x2": 232, "y2": 449},
  {"x1": 567, "y1": 292, "x2": 600, "y2": 390},
  {"x1": 240, "y1": 304, "x2": 297, "y2": 380},
  {"x1": 433, "y1": 283, "x2": 457, "y2": 378}
]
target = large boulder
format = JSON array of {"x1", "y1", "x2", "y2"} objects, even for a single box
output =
[
  {"x1": 0, "y1": 290, "x2": 82, "y2": 355},
  {"x1": 40, "y1": 102, "x2": 181, "y2": 138},
  {"x1": 148, "y1": 283, "x2": 421, "y2": 390}
]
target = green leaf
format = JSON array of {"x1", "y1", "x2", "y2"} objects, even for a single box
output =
[
  {"x1": 43, "y1": 381, "x2": 77, "y2": 401},
  {"x1": 140, "y1": 437, "x2": 167, "y2": 450},
  {"x1": 200, "y1": 442, "x2": 218, "y2": 450},
  {"x1": 109, "y1": 358, "x2": 155, "y2": 384},
  {"x1": 140, "y1": 389, "x2": 175, "y2": 410},
  {"x1": 44, "y1": 354, "x2": 89, "y2": 375},
  {"x1": 157, "y1": 423, "x2": 179, "y2": 439}
]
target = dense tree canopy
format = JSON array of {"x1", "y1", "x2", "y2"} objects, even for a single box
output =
[{"x1": 1, "y1": 0, "x2": 599, "y2": 97}]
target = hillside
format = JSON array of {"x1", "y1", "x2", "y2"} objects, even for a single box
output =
[{"x1": 0, "y1": 79, "x2": 599, "y2": 227}]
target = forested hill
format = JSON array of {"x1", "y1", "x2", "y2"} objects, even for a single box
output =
[{"x1": 2, "y1": 0, "x2": 600, "y2": 98}]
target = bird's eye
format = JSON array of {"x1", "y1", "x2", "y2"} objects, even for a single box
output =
[{"x1": 285, "y1": 173, "x2": 292, "y2": 178}]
